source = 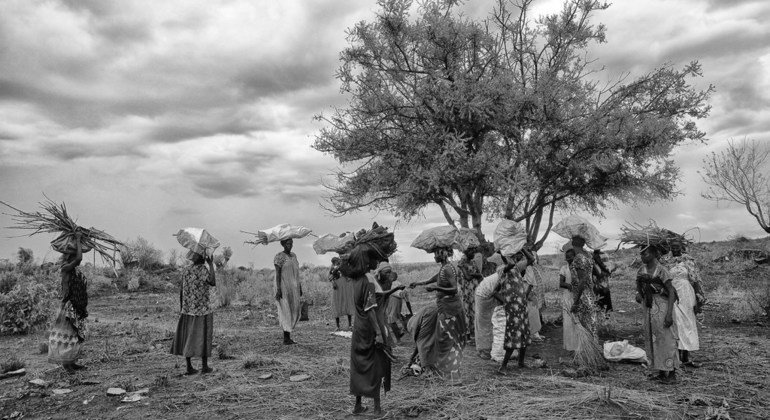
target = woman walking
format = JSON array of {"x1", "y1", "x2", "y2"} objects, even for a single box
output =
[
  {"x1": 170, "y1": 251, "x2": 216, "y2": 375},
  {"x1": 275, "y1": 238, "x2": 302, "y2": 344},
  {"x1": 49, "y1": 232, "x2": 88, "y2": 373}
]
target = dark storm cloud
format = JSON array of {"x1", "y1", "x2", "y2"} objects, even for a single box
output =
[
  {"x1": 182, "y1": 166, "x2": 261, "y2": 199},
  {"x1": 199, "y1": 149, "x2": 280, "y2": 172},
  {"x1": 40, "y1": 140, "x2": 147, "y2": 161}
]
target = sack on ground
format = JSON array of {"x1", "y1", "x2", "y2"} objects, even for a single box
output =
[{"x1": 602, "y1": 340, "x2": 648, "y2": 364}]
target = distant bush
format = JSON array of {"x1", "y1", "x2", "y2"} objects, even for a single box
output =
[
  {"x1": 216, "y1": 270, "x2": 236, "y2": 308},
  {"x1": 120, "y1": 237, "x2": 164, "y2": 271},
  {"x1": 0, "y1": 283, "x2": 54, "y2": 335}
]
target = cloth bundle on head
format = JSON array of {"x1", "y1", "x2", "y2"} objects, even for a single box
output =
[
  {"x1": 312, "y1": 232, "x2": 356, "y2": 255},
  {"x1": 174, "y1": 227, "x2": 220, "y2": 259},
  {"x1": 493, "y1": 219, "x2": 528, "y2": 256},
  {"x1": 245, "y1": 223, "x2": 313, "y2": 246},
  {"x1": 619, "y1": 221, "x2": 690, "y2": 254},
  {"x1": 339, "y1": 223, "x2": 397, "y2": 278},
  {"x1": 411, "y1": 225, "x2": 480, "y2": 253},
  {"x1": 552, "y1": 215, "x2": 608, "y2": 249}
]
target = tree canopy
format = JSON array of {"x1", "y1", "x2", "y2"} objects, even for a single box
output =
[{"x1": 314, "y1": 0, "x2": 713, "y2": 249}]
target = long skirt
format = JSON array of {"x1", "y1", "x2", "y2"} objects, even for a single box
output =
[
  {"x1": 527, "y1": 302, "x2": 542, "y2": 335},
  {"x1": 458, "y1": 278, "x2": 479, "y2": 337},
  {"x1": 643, "y1": 295, "x2": 679, "y2": 372},
  {"x1": 276, "y1": 285, "x2": 301, "y2": 333},
  {"x1": 410, "y1": 297, "x2": 466, "y2": 381},
  {"x1": 504, "y1": 299, "x2": 530, "y2": 351},
  {"x1": 350, "y1": 312, "x2": 390, "y2": 398},
  {"x1": 672, "y1": 278, "x2": 700, "y2": 351},
  {"x1": 48, "y1": 305, "x2": 85, "y2": 365},
  {"x1": 386, "y1": 296, "x2": 403, "y2": 324},
  {"x1": 574, "y1": 289, "x2": 598, "y2": 339},
  {"x1": 561, "y1": 289, "x2": 579, "y2": 351},
  {"x1": 474, "y1": 296, "x2": 496, "y2": 352},
  {"x1": 491, "y1": 306, "x2": 506, "y2": 362},
  {"x1": 333, "y1": 277, "x2": 356, "y2": 318},
  {"x1": 171, "y1": 313, "x2": 213, "y2": 358}
]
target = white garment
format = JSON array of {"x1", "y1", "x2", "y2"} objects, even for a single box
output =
[
  {"x1": 670, "y1": 264, "x2": 700, "y2": 351},
  {"x1": 491, "y1": 306, "x2": 506, "y2": 362}
]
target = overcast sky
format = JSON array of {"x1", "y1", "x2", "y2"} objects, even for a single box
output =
[{"x1": 1, "y1": 0, "x2": 769, "y2": 268}]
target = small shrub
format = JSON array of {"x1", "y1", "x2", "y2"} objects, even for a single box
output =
[
  {"x1": 1, "y1": 357, "x2": 25, "y2": 373},
  {"x1": 217, "y1": 342, "x2": 236, "y2": 360},
  {"x1": 243, "y1": 353, "x2": 279, "y2": 369},
  {"x1": 0, "y1": 272, "x2": 20, "y2": 294},
  {"x1": 0, "y1": 283, "x2": 54, "y2": 335},
  {"x1": 154, "y1": 375, "x2": 170, "y2": 388},
  {"x1": 216, "y1": 271, "x2": 236, "y2": 308},
  {"x1": 38, "y1": 342, "x2": 48, "y2": 354}
]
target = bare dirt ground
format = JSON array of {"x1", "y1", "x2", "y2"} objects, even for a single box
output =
[{"x1": 1, "y1": 260, "x2": 768, "y2": 419}]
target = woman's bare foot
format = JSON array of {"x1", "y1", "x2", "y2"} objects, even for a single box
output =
[
  {"x1": 201, "y1": 366, "x2": 214, "y2": 374},
  {"x1": 352, "y1": 405, "x2": 368, "y2": 415},
  {"x1": 185, "y1": 367, "x2": 199, "y2": 376}
]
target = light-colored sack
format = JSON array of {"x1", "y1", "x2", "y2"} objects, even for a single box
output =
[
  {"x1": 174, "y1": 227, "x2": 220, "y2": 257},
  {"x1": 552, "y1": 215, "x2": 607, "y2": 250},
  {"x1": 312, "y1": 232, "x2": 355, "y2": 255},
  {"x1": 252, "y1": 224, "x2": 313, "y2": 245},
  {"x1": 411, "y1": 225, "x2": 460, "y2": 252},
  {"x1": 493, "y1": 220, "x2": 527, "y2": 256},
  {"x1": 602, "y1": 340, "x2": 648, "y2": 364},
  {"x1": 491, "y1": 306, "x2": 506, "y2": 362}
]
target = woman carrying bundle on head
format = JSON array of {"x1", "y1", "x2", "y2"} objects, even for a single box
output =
[
  {"x1": 48, "y1": 232, "x2": 88, "y2": 373},
  {"x1": 342, "y1": 223, "x2": 397, "y2": 417},
  {"x1": 409, "y1": 246, "x2": 466, "y2": 383},
  {"x1": 274, "y1": 238, "x2": 302, "y2": 345},
  {"x1": 668, "y1": 237, "x2": 704, "y2": 368},
  {"x1": 553, "y1": 215, "x2": 609, "y2": 370},
  {"x1": 636, "y1": 244, "x2": 679, "y2": 383},
  {"x1": 170, "y1": 249, "x2": 216, "y2": 375}
]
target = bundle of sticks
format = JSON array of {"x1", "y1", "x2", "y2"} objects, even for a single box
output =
[
  {"x1": 1, "y1": 197, "x2": 123, "y2": 265},
  {"x1": 618, "y1": 220, "x2": 689, "y2": 252}
]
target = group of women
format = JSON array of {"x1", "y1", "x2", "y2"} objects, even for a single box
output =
[{"x1": 48, "y1": 218, "x2": 705, "y2": 418}]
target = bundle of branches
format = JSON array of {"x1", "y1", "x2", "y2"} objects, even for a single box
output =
[
  {"x1": 618, "y1": 220, "x2": 690, "y2": 253},
  {"x1": 1, "y1": 198, "x2": 123, "y2": 265},
  {"x1": 560, "y1": 301, "x2": 608, "y2": 370}
]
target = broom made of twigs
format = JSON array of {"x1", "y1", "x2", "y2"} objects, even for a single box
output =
[
  {"x1": 561, "y1": 302, "x2": 607, "y2": 370},
  {"x1": 0, "y1": 197, "x2": 123, "y2": 266}
]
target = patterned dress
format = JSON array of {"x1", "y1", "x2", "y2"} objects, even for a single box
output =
[
  {"x1": 274, "y1": 251, "x2": 301, "y2": 332},
  {"x1": 500, "y1": 269, "x2": 531, "y2": 350},
  {"x1": 560, "y1": 265, "x2": 579, "y2": 351},
  {"x1": 330, "y1": 266, "x2": 355, "y2": 318},
  {"x1": 48, "y1": 267, "x2": 88, "y2": 365},
  {"x1": 171, "y1": 264, "x2": 214, "y2": 358},
  {"x1": 457, "y1": 255, "x2": 482, "y2": 338},
  {"x1": 570, "y1": 251, "x2": 598, "y2": 338}
]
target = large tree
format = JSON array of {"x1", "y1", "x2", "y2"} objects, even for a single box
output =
[{"x1": 314, "y1": 0, "x2": 713, "y2": 248}]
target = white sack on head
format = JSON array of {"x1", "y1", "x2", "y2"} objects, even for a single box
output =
[
  {"x1": 312, "y1": 232, "x2": 355, "y2": 255},
  {"x1": 411, "y1": 225, "x2": 461, "y2": 252},
  {"x1": 175, "y1": 227, "x2": 220, "y2": 258},
  {"x1": 493, "y1": 219, "x2": 527, "y2": 256},
  {"x1": 552, "y1": 215, "x2": 607, "y2": 249},
  {"x1": 251, "y1": 223, "x2": 313, "y2": 245}
]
